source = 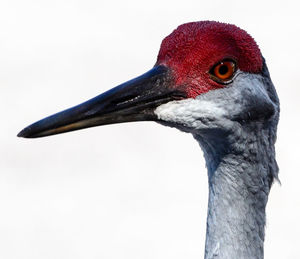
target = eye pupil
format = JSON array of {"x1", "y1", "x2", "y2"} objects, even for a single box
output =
[{"x1": 218, "y1": 64, "x2": 228, "y2": 75}]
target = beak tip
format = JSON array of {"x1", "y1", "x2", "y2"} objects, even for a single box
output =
[
  {"x1": 17, "y1": 130, "x2": 26, "y2": 138},
  {"x1": 17, "y1": 127, "x2": 33, "y2": 138}
]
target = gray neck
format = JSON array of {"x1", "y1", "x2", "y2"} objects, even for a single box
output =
[{"x1": 194, "y1": 122, "x2": 278, "y2": 259}]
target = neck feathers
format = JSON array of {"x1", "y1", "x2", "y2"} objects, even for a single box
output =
[{"x1": 194, "y1": 119, "x2": 278, "y2": 259}]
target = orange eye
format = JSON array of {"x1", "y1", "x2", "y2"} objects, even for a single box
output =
[{"x1": 210, "y1": 60, "x2": 236, "y2": 82}]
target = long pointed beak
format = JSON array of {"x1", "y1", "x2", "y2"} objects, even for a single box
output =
[{"x1": 18, "y1": 65, "x2": 186, "y2": 138}]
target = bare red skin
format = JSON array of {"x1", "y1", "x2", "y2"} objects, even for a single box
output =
[{"x1": 156, "y1": 21, "x2": 263, "y2": 98}]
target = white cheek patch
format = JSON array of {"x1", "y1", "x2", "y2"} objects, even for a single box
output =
[{"x1": 154, "y1": 98, "x2": 226, "y2": 129}]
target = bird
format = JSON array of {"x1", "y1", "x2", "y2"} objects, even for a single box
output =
[{"x1": 18, "y1": 21, "x2": 279, "y2": 259}]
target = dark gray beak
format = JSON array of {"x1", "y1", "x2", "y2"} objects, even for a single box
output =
[{"x1": 18, "y1": 65, "x2": 186, "y2": 138}]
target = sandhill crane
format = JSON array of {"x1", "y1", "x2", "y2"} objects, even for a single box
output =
[{"x1": 18, "y1": 21, "x2": 279, "y2": 259}]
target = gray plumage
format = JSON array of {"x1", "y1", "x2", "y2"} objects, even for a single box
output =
[{"x1": 155, "y1": 60, "x2": 279, "y2": 258}]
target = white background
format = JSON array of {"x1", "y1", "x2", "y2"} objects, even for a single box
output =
[{"x1": 1, "y1": 0, "x2": 299, "y2": 258}]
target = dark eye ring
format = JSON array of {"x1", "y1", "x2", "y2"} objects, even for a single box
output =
[{"x1": 209, "y1": 60, "x2": 236, "y2": 83}]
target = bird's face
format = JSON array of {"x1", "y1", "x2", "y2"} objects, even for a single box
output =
[
  {"x1": 18, "y1": 21, "x2": 279, "y2": 139},
  {"x1": 154, "y1": 22, "x2": 278, "y2": 135}
]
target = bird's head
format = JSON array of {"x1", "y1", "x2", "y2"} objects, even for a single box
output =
[{"x1": 18, "y1": 21, "x2": 279, "y2": 144}]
